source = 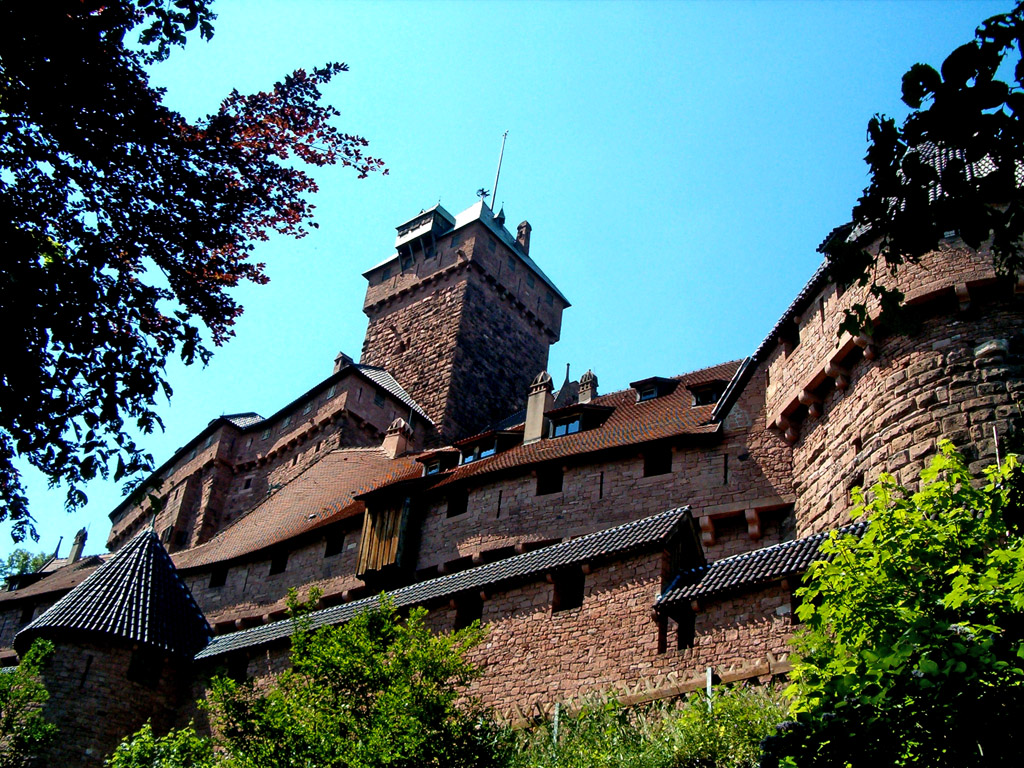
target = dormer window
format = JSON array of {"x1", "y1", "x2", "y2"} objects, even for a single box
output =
[
  {"x1": 461, "y1": 438, "x2": 498, "y2": 465},
  {"x1": 692, "y1": 384, "x2": 726, "y2": 406},
  {"x1": 424, "y1": 461, "x2": 441, "y2": 476},
  {"x1": 631, "y1": 376, "x2": 678, "y2": 403},
  {"x1": 551, "y1": 416, "x2": 581, "y2": 438}
]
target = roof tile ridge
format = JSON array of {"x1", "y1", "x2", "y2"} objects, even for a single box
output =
[{"x1": 671, "y1": 358, "x2": 745, "y2": 379}]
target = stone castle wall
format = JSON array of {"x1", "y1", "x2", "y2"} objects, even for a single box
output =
[
  {"x1": 230, "y1": 549, "x2": 793, "y2": 719},
  {"x1": 106, "y1": 374, "x2": 416, "y2": 552},
  {"x1": 37, "y1": 640, "x2": 188, "y2": 768},
  {"x1": 761, "y1": 243, "x2": 1023, "y2": 534}
]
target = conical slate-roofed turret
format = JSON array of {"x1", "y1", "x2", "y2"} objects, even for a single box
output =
[{"x1": 15, "y1": 530, "x2": 212, "y2": 658}]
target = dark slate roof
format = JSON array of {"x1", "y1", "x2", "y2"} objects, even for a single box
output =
[
  {"x1": 354, "y1": 364, "x2": 431, "y2": 423},
  {"x1": 222, "y1": 412, "x2": 264, "y2": 429},
  {"x1": 657, "y1": 521, "x2": 867, "y2": 605},
  {"x1": 196, "y1": 506, "x2": 692, "y2": 660},
  {"x1": 15, "y1": 531, "x2": 212, "y2": 658}
]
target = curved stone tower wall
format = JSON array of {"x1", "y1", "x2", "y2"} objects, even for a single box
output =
[{"x1": 761, "y1": 243, "x2": 1024, "y2": 534}]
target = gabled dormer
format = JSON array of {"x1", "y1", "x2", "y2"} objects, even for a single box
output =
[{"x1": 629, "y1": 376, "x2": 679, "y2": 403}]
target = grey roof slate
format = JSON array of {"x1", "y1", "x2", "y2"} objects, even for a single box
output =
[
  {"x1": 658, "y1": 521, "x2": 867, "y2": 605},
  {"x1": 15, "y1": 530, "x2": 212, "y2": 658},
  {"x1": 222, "y1": 412, "x2": 265, "y2": 429},
  {"x1": 196, "y1": 506, "x2": 692, "y2": 660},
  {"x1": 354, "y1": 364, "x2": 432, "y2": 423}
]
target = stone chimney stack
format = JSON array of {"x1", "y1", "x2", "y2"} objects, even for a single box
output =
[
  {"x1": 382, "y1": 418, "x2": 414, "y2": 459},
  {"x1": 69, "y1": 528, "x2": 87, "y2": 563},
  {"x1": 524, "y1": 371, "x2": 554, "y2": 445},
  {"x1": 516, "y1": 221, "x2": 532, "y2": 255},
  {"x1": 578, "y1": 370, "x2": 598, "y2": 404},
  {"x1": 334, "y1": 351, "x2": 354, "y2": 374}
]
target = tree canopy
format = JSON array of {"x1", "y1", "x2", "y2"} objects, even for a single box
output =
[
  {"x1": 761, "y1": 443, "x2": 1024, "y2": 767},
  {"x1": 108, "y1": 593, "x2": 509, "y2": 768},
  {"x1": 0, "y1": 639, "x2": 57, "y2": 768},
  {"x1": 0, "y1": 0, "x2": 385, "y2": 541},
  {"x1": 823, "y1": 0, "x2": 1024, "y2": 337},
  {"x1": 0, "y1": 550, "x2": 50, "y2": 586}
]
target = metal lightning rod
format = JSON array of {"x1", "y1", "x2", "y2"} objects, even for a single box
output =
[{"x1": 491, "y1": 131, "x2": 508, "y2": 212}]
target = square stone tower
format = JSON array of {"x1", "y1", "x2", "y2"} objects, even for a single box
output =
[{"x1": 360, "y1": 202, "x2": 569, "y2": 442}]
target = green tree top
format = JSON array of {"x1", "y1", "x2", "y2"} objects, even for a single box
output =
[
  {"x1": 762, "y1": 443, "x2": 1024, "y2": 767},
  {"x1": 0, "y1": 0, "x2": 386, "y2": 542},
  {"x1": 824, "y1": 1, "x2": 1024, "y2": 337}
]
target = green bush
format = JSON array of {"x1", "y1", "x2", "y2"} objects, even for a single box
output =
[{"x1": 514, "y1": 685, "x2": 787, "y2": 768}]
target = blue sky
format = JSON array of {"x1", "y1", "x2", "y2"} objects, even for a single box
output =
[{"x1": 3, "y1": 0, "x2": 1009, "y2": 557}]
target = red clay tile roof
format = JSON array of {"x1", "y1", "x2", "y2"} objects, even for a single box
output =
[
  {"x1": 172, "y1": 449, "x2": 420, "y2": 570},
  {"x1": 419, "y1": 361, "x2": 742, "y2": 490},
  {"x1": 16, "y1": 531, "x2": 212, "y2": 658},
  {"x1": 0, "y1": 555, "x2": 110, "y2": 606}
]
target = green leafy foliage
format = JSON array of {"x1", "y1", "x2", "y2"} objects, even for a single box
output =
[
  {"x1": 0, "y1": 551, "x2": 49, "y2": 585},
  {"x1": 0, "y1": 639, "x2": 57, "y2": 768},
  {"x1": 104, "y1": 722, "x2": 215, "y2": 768},
  {"x1": 199, "y1": 592, "x2": 510, "y2": 768},
  {"x1": 761, "y1": 442, "x2": 1024, "y2": 767},
  {"x1": 823, "y1": 1, "x2": 1024, "y2": 338},
  {"x1": 0, "y1": 1, "x2": 385, "y2": 542},
  {"x1": 514, "y1": 686, "x2": 788, "y2": 768}
]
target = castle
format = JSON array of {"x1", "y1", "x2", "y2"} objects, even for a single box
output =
[{"x1": 1, "y1": 198, "x2": 1022, "y2": 766}]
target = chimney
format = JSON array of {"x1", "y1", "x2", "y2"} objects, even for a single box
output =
[
  {"x1": 524, "y1": 371, "x2": 554, "y2": 444},
  {"x1": 578, "y1": 369, "x2": 598, "y2": 404},
  {"x1": 69, "y1": 528, "x2": 87, "y2": 563},
  {"x1": 382, "y1": 418, "x2": 414, "y2": 459},
  {"x1": 516, "y1": 221, "x2": 532, "y2": 255},
  {"x1": 333, "y1": 351, "x2": 354, "y2": 374}
]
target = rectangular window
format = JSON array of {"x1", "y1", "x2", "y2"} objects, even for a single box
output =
[
  {"x1": 545, "y1": 292, "x2": 554, "y2": 306},
  {"x1": 446, "y1": 488, "x2": 468, "y2": 518},
  {"x1": 269, "y1": 550, "x2": 288, "y2": 576},
  {"x1": 399, "y1": 253, "x2": 413, "y2": 271},
  {"x1": 488, "y1": 237, "x2": 497, "y2": 252},
  {"x1": 451, "y1": 232, "x2": 461, "y2": 248},
  {"x1": 209, "y1": 566, "x2": 228, "y2": 589},
  {"x1": 536, "y1": 466, "x2": 563, "y2": 496},
  {"x1": 326, "y1": 384, "x2": 337, "y2": 399},
  {"x1": 506, "y1": 255, "x2": 515, "y2": 271},
  {"x1": 454, "y1": 593, "x2": 483, "y2": 630},
  {"x1": 552, "y1": 568, "x2": 585, "y2": 612},
  {"x1": 639, "y1": 386, "x2": 657, "y2": 402},
  {"x1": 374, "y1": 391, "x2": 386, "y2": 407},
  {"x1": 260, "y1": 429, "x2": 271, "y2": 441},
  {"x1": 280, "y1": 415, "x2": 291, "y2": 429},
  {"x1": 205, "y1": 434, "x2": 215, "y2": 448},
  {"x1": 324, "y1": 530, "x2": 346, "y2": 558},
  {"x1": 552, "y1": 417, "x2": 581, "y2": 437},
  {"x1": 243, "y1": 477, "x2": 252, "y2": 490},
  {"x1": 303, "y1": 402, "x2": 313, "y2": 415},
  {"x1": 644, "y1": 447, "x2": 672, "y2": 477},
  {"x1": 425, "y1": 461, "x2": 441, "y2": 476},
  {"x1": 526, "y1": 273, "x2": 535, "y2": 288},
  {"x1": 381, "y1": 266, "x2": 392, "y2": 281}
]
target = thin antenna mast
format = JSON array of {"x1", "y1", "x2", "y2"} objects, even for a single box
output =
[{"x1": 491, "y1": 131, "x2": 508, "y2": 211}]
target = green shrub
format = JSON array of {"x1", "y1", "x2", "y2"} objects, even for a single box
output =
[{"x1": 514, "y1": 684, "x2": 787, "y2": 768}]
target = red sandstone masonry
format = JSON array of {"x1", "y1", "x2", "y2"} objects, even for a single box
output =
[
  {"x1": 107, "y1": 373, "x2": 416, "y2": 552},
  {"x1": 38, "y1": 640, "x2": 188, "y2": 768},
  {"x1": 226, "y1": 551, "x2": 793, "y2": 720}
]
